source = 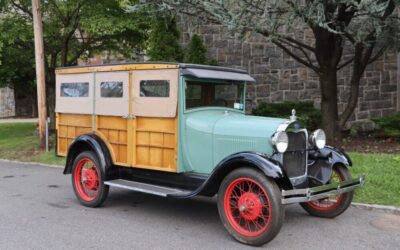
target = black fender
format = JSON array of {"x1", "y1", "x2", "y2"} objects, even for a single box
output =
[
  {"x1": 63, "y1": 134, "x2": 112, "y2": 176},
  {"x1": 307, "y1": 145, "x2": 352, "y2": 185},
  {"x1": 169, "y1": 152, "x2": 292, "y2": 198}
]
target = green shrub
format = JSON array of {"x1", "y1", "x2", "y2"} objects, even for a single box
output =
[
  {"x1": 147, "y1": 15, "x2": 184, "y2": 62},
  {"x1": 372, "y1": 112, "x2": 400, "y2": 138},
  {"x1": 185, "y1": 33, "x2": 218, "y2": 65},
  {"x1": 252, "y1": 101, "x2": 322, "y2": 130}
]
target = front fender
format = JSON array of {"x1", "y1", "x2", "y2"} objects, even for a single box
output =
[
  {"x1": 170, "y1": 152, "x2": 292, "y2": 198},
  {"x1": 63, "y1": 134, "x2": 112, "y2": 175},
  {"x1": 307, "y1": 146, "x2": 352, "y2": 185}
]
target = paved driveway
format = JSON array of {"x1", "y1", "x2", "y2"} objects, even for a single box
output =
[{"x1": 0, "y1": 161, "x2": 399, "y2": 250}]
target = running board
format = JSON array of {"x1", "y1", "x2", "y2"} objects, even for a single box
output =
[{"x1": 104, "y1": 179, "x2": 193, "y2": 197}]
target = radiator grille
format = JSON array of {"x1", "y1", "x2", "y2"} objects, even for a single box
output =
[{"x1": 282, "y1": 131, "x2": 307, "y2": 178}]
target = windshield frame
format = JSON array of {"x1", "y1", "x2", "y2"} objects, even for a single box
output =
[{"x1": 182, "y1": 76, "x2": 247, "y2": 114}]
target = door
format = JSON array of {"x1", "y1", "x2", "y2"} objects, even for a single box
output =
[
  {"x1": 130, "y1": 69, "x2": 179, "y2": 172},
  {"x1": 94, "y1": 71, "x2": 131, "y2": 166}
]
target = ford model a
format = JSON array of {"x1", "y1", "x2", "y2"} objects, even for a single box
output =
[{"x1": 56, "y1": 63, "x2": 364, "y2": 246}]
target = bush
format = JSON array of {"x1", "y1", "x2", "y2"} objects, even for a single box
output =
[
  {"x1": 147, "y1": 15, "x2": 184, "y2": 62},
  {"x1": 372, "y1": 112, "x2": 400, "y2": 138},
  {"x1": 252, "y1": 101, "x2": 322, "y2": 130},
  {"x1": 185, "y1": 33, "x2": 218, "y2": 65}
]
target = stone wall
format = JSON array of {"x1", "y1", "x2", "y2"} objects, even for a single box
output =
[
  {"x1": 180, "y1": 24, "x2": 399, "y2": 130},
  {"x1": 0, "y1": 87, "x2": 16, "y2": 118}
]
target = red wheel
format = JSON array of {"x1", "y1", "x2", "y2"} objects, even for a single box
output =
[
  {"x1": 218, "y1": 168, "x2": 283, "y2": 246},
  {"x1": 301, "y1": 165, "x2": 353, "y2": 218},
  {"x1": 72, "y1": 151, "x2": 109, "y2": 207}
]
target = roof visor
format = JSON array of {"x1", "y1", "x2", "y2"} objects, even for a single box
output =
[{"x1": 181, "y1": 68, "x2": 255, "y2": 82}]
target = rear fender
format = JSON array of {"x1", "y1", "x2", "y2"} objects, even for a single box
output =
[{"x1": 63, "y1": 134, "x2": 112, "y2": 176}]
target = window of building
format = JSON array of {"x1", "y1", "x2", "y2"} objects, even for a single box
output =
[
  {"x1": 100, "y1": 81, "x2": 123, "y2": 98},
  {"x1": 140, "y1": 80, "x2": 170, "y2": 97},
  {"x1": 60, "y1": 82, "x2": 89, "y2": 97}
]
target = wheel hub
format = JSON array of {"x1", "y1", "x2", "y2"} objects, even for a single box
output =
[
  {"x1": 82, "y1": 168, "x2": 98, "y2": 190},
  {"x1": 237, "y1": 192, "x2": 262, "y2": 221}
]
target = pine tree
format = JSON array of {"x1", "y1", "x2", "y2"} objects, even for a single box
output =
[
  {"x1": 185, "y1": 34, "x2": 207, "y2": 64},
  {"x1": 147, "y1": 15, "x2": 184, "y2": 62}
]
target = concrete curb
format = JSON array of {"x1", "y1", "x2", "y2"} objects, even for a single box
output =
[
  {"x1": 351, "y1": 202, "x2": 400, "y2": 215},
  {"x1": 1, "y1": 158, "x2": 400, "y2": 215},
  {"x1": 0, "y1": 159, "x2": 63, "y2": 169}
]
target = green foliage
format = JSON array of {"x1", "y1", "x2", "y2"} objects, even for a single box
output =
[
  {"x1": 349, "y1": 152, "x2": 400, "y2": 207},
  {"x1": 372, "y1": 112, "x2": 400, "y2": 138},
  {"x1": 185, "y1": 33, "x2": 218, "y2": 65},
  {"x1": 252, "y1": 101, "x2": 321, "y2": 130},
  {"x1": 185, "y1": 34, "x2": 207, "y2": 64},
  {"x1": 147, "y1": 15, "x2": 184, "y2": 62}
]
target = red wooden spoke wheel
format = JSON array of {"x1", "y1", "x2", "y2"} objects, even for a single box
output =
[
  {"x1": 224, "y1": 178, "x2": 271, "y2": 237},
  {"x1": 74, "y1": 157, "x2": 100, "y2": 202},
  {"x1": 301, "y1": 165, "x2": 353, "y2": 218},
  {"x1": 218, "y1": 168, "x2": 283, "y2": 246},
  {"x1": 71, "y1": 151, "x2": 109, "y2": 207}
]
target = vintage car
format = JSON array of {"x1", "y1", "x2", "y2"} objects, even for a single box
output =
[{"x1": 55, "y1": 63, "x2": 364, "y2": 246}]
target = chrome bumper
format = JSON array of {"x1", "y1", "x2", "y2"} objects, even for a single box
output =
[{"x1": 281, "y1": 176, "x2": 365, "y2": 205}]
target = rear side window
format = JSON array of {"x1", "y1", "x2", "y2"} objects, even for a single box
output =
[
  {"x1": 61, "y1": 82, "x2": 89, "y2": 97},
  {"x1": 100, "y1": 81, "x2": 123, "y2": 98},
  {"x1": 140, "y1": 80, "x2": 170, "y2": 97}
]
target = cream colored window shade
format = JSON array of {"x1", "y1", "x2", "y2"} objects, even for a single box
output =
[
  {"x1": 95, "y1": 71, "x2": 129, "y2": 116},
  {"x1": 132, "y1": 69, "x2": 179, "y2": 118},
  {"x1": 56, "y1": 73, "x2": 93, "y2": 114}
]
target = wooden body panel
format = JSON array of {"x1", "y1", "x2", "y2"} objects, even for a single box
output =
[
  {"x1": 96, "y1": 115, "x2": 128, "y2": 165},
  {"x1": 56, "y1": 113, "x2": 92, "y2": 156},
  {"x1": 135, "y1": 117, "x2": 178, "y2": 172}
]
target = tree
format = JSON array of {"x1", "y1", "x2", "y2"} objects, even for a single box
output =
[
  {"x1": 137, "y1": 0, "x2": 400, "y2": 145},
  {"x1": 0, "y1": 0, "x2": 148, "y2": 122},
  {"x1": 147, "y1": 14, "x2": 184, "y2": 61},
  {"x1": 185, "y1": 34, "x2": 207, "y2": 64}
]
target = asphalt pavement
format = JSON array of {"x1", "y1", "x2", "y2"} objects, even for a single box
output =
[{"x1": 0, "y1": 160, "x2": 399, "y2": 250}]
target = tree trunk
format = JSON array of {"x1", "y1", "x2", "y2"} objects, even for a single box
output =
[{"x1": 319, "y1": 71, "x2": 342, "y2": 147}]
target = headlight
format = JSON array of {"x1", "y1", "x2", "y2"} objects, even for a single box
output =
[
  {"x1": 271, "y1": 131, "x2": 289, "y2": 153},
  {"x1": 310, "y1": 129, "x2": 326, "y2": 149}
]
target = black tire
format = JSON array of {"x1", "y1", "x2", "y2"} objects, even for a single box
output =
[
  {"x1": 217, "y1": 168, "x2": 284, "y2": 246},
  {"x1": 300, "y1": 165, "x2": 353, "y2": 218},
  {"x1": 71, "y1": 151, "x2": 109, "y2": 207}
]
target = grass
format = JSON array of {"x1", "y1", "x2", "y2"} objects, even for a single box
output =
[
  {"x1": 349, "y1": 152, "x2": 400, "y2": 207},
  {"x1": 0, "y1": 122, "x2": 399, "y2": 207},
  {"x1": 0, "y1": 122, "x2": 65, "y2": 166}
]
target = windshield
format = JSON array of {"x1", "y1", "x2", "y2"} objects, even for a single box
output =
[{"x1": 185, "y1": 80, "x2": 245, "y2": 111}]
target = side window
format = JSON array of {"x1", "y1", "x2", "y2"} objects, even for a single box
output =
[
  {"x1": 60, "y1": 82, "x2": 89, "y2": 97},
  {"x1": 140, "y1": 80, "x2": 170, "y2": 97},
  {"x1": 100, "y1": 81, "x2": 123, "y2": 98},
  {"x1": 186, "y1": 84, "x2": 201, "y2": 100}
]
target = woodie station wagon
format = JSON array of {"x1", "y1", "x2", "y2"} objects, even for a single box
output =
[{"x1": 56, "y1": 63, "x2": 364, "y2": 246}]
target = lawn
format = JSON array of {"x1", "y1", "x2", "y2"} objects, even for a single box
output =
[
  {"x1": 349, "y1": 152, "x2": 400, "y2": 207},
  {"x1": 0, "y1": 122, "x2": 399, "y2": 207},
  {"x1": 0, "y1": 122, "x2": 65, "y2": 166}
]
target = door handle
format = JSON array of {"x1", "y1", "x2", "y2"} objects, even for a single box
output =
[{"x1": 121, "y1": 114, "x2": 136, "y2": 119}]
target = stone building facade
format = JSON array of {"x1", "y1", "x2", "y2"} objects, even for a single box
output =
[
  {"x1": 0, "y1": 87, "x2": 16, "y2": 118},
  {"x1": 180, "y1": 24, "x2": 399, "y2": 130}
]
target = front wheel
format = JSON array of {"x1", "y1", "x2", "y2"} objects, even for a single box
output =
[
  {"x1": 300, "y1": 165, "x2": 353, "y2": 218},
  {"x1": 71, "y1": 151, "x2": 109, "y2": 207},
  {"x1": 217, "y1": 168, "x2": 284, "y2": 246}
]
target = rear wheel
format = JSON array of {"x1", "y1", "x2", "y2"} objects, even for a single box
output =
[
  {"x1": 71, "y1": 151, "x2": 109, "y2": 207},
  {"x1": 217, "y1": 168, "x2": 284, "y2": 246},
  {"x1": 300, "y1": 165, "x2": 353, "y2": 218}
]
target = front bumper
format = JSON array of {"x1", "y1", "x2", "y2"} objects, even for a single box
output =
[{"x1": 281, "y1": 175, "x2": 365, "y2": 204}]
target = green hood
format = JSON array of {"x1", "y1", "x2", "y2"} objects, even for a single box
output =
[{"x1": 183, "y1": 109, "x2": 288, "y2": 173}]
